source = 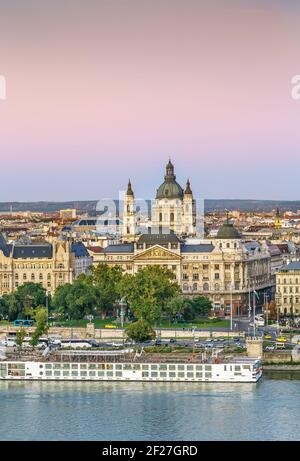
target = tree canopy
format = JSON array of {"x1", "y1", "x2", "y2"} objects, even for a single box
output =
[
  {"x1": 126, "y1": 318, "x2": 156, "y2": 342},
  {"x1": 119, "y1": 265, "x2": 180, "y2": 324},
  {"x1": 0, "y1": 283, "x2": 48, "y2": 321}
]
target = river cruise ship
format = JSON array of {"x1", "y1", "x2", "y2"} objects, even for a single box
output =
[{"x1": 0, "y1": 350, "x2": 262, "y2": 383}]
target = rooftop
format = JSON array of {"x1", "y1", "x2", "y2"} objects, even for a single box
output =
[{"x1": 279, "y1": 262, "x2": 300, "y2": 272}]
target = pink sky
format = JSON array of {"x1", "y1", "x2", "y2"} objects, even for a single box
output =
[{"x1": 0, "y1": 0, "x2": 300, "y2": 201}]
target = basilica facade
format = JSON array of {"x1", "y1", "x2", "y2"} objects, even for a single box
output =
[{"x1": 122, "y1": 160, "x2": 196, "y2": 240}]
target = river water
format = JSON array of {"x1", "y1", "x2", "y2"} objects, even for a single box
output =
[{"x1": 0, "y1": 372, "x2": 299, "y2": 441}]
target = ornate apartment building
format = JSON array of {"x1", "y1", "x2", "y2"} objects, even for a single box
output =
[
  {"x1": 0, "y1": 234, "x2": 91, "y2": 296},
  {"x1": 275, "y1": 262, "x2": 300, "y2": 316},
  {"x1": 91, "y1": 222, "x2": 273, "y2": 315}
]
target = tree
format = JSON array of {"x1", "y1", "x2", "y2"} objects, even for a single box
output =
[
  {"x1": 0, "y1": 295, "x2": 9, "y2": 320},
  {"x1": 90, "y1": 264, "x2": 124, "y2": 318},
  {"x1": 165, "y1": 295, "x2": 189, "y2": 322},
  {"x1": 5, "y1": 283, "x2": 48, "y2": 321},
  {"x1": 15, "y1": 327, "x2": 26, "y2": 350},
  {"x1": 52, "y1": 279, "x2": 99, "y2": 320},
  {"x1": 119, "y1": 266, "x2": 180, "y2": 324},
  {"x1": 165, "y1": 295, "x2": 213, "y2": 321},
  {"x1": 126, "y1": 318, "x2": 156, "y2": 343},
  {"x1": 187, "y1": 296, "x2": 212, "y2": 318},
  {"x1": 30, "y1": 307, "x2": 49, "y2": 347}
]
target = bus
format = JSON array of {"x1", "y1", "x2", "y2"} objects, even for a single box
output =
[
  {"x1": 60, "y1": 339, "x2": 95, "y2": 349},
  {"x1": 13, "y1": 320, "x2": 35, "y2": 327}
]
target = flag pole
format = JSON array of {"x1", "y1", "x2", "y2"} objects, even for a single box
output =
[{"x1": 253, "y1": 287, "x2": 256, "y2": 336}]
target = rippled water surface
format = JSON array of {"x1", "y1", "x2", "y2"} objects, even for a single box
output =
[{"x1": 0, "y1": 372, "x2": 299, "y2": 441}]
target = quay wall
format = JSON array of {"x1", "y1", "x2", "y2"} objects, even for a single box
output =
[{"x1": 0, "y1": 325, "x2": 244, "y2": 340}]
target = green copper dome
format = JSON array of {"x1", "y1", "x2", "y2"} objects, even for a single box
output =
[
  {"x1": 156, "y1": 160, "x2": 184, "y2": 200},
  {"x1": 216, "y1": 222, "x2": 241, "y2": 239}
]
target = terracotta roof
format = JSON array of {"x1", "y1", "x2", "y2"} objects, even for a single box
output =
[{"x1": 87, "y1": 246, "x2": 104, "y2": 254}]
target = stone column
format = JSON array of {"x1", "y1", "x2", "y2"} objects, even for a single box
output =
[{"x1": 86, "y1": 323, "x2": 95, "y2": 338}]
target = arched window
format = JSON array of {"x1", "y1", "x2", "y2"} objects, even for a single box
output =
[
  {"x1": 203, "y1": 283, "x2": 209, "y2": 291},
  {"x1": 193, "y1": 283, "x2": 197, "y2": 291},
  {"x1": 31, "y1": 273, "x2": 35, "y2": 280},
  {"x1": 214, "y1": 283, "x2": 220, "y2": 291},
  {"x1": 183, "y1": 283, "x2": 188, "y2": 291}
]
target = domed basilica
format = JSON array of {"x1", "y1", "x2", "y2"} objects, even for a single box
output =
[{"x1": 123, "y1": 159, "x2": 196, "y2": 239}]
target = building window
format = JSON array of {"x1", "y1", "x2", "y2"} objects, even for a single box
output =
[{"x1": 203, "y1": 283, "x2": 209, "y2": 291}]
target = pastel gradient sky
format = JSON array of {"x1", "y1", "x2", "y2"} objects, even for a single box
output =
[{"x1": 1, "y1": 0, "x2": 300, "y2": 202}]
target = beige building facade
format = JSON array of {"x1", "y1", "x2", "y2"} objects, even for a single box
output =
[
  {"x1": 275, "y1": 262, "x2": 300, "y2": 316},
  {"x1": 0, "y1": 234, "x2": 74, "y2": 296},
  {"x1": 93, "y1": 225, "x2": 273, "y2": 316}
]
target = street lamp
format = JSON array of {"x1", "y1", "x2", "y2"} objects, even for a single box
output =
[
  {"x1": 119, "y1": 297, "x2": 126, "y2": 329},
  {"x1": 230, "y1": 284, "x2": 233, "y2": 331},
  {"x1": 265, "y1": 294, "x2": 269, "y2": 327},
  {"x1": 45, "y1": 291, "x2": 49, "y2": 326}
]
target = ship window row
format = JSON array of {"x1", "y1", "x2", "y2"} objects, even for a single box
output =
[
  {"x1": 40, "y1": 370, "x2": 213, "y2": 379},
  {"x1": 42, "y1": 363, "x2": 213, "y2": 371}
]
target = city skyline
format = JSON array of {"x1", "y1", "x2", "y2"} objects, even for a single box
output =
[{"x1": 1, "y1": 0, "x2": 300, "y2": 201}]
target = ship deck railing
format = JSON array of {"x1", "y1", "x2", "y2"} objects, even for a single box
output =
[{"x1": 2, "y1": 351, "x2": 259, "y2": 365}]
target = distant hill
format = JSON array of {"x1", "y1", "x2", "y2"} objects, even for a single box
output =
[{"x1": 1, "y1": 199, "x2": 300, "y2": 214}]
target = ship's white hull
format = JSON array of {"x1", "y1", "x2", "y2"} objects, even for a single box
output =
[{"x1": 0, "y1": 360, "x2": 262, "y2": 383}]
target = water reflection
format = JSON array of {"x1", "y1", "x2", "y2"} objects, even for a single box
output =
[{"x1": 0, "y1": 375, "x2": 299, "y2": 441}]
